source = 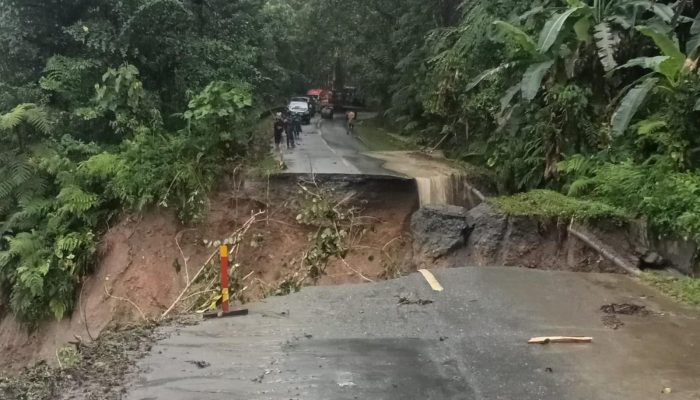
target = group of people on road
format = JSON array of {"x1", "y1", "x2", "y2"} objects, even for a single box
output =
[
  {"x1": 272, "y1": 109, "x2": 360, "y2": 162},
  {"x1": 273, "y1": 112, "x2": 303, "y2": 152}
]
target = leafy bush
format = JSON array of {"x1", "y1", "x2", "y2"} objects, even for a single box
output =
[
  {"x1": 0, "y1": 63, "x2": 261, "y2": 324},
  {"x1": 566, "y1": 160, "x2": 700, "y2": 241}
]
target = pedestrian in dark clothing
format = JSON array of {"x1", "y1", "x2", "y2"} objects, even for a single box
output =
[
  {"x1": 284, "y1": 116, "x2": 295, "y2": 149},
  {"x1": 292, "y1": 114, "x2": 302, "y2": 143},
  {"x1": 273, "y1": 113, "x2": 284, "y2": 152}
]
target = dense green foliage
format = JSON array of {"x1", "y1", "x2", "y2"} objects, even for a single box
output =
[
  {"x1": 0, "y1": 0, "x2": 302, "y2": 323},
  {"x1": 297, "y1": 0, "x2": 700, "y2": 241},
  {"x1": 3, "y1": 0, "x2": 700, "y2": 323}
]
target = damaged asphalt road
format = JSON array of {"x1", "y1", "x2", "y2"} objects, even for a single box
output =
[{"x1": 125, "y1": 267, "x2": 700, "y2": 400}]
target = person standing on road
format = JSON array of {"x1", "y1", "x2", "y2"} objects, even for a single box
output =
[
  {"x1": 292, "y1": 114, "x2": 302, "y2": 144},
  {"x1": 284, "y1": 114, "x2": 295, "y2": 149},
  {"x1": 346, "y1": 110, "x2": 357, "y2": 135},
  {"x1": 273, "y1": 112, "x2": 284, "y2": 152}
]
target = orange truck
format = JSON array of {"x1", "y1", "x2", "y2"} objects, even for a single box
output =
[{"x1": 308, "y1": 88, "x2": 334, "y2": 119}]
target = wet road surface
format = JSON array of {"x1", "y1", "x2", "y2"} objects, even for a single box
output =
[
  {"x1": 126, "y1": 267, "x2": 700, "y2": 400},
  {"x1": 281, "y1": 115, "x2": 399, "y2": 176}
]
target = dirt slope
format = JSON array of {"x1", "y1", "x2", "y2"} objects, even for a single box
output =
[{"x1": 0, "y1": 177, "x2": 417, "y2": 372}]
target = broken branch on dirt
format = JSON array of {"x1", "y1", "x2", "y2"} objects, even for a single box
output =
[
  {"x1": 175, "y1": 228, "x2": 197, "y2": 285},
  {"x1": 340, "y1": 258, "x2": 375, "y2": 283},
  {"x1": 161, "y1": 211, "x2": 265, "y2": 320},
  {"x1": 104, "y1": 284, "x2": 148, "y2": 321},
  {"x1": 568, "y1": 222, "x2": 641, "y2": 276}
]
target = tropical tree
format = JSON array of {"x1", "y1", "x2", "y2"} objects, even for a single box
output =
[{"x1": 611, "y1": 23, "x2": 700, "y2": 136}]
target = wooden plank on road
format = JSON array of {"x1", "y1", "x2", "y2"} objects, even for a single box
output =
[{"x1": 418, "y1": 269, "x2": 444, "y2": 292}]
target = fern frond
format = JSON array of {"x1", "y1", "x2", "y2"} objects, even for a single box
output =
[
  {"x1": 568, "y1": 178, "x2": 595, "y2": 196},
  {"x1": 0, "y1": 103, "x2": 51, "y2": 135},
  {"x1": 558, "y1": 154, "x2": 591, "y2": 175},
  {"x1": 24, "y1": 107, "x2": 51, "y2": 135},
  {"x1": 0, "y1": 104, "x2": 29, "y2": 131},
  {"x1": 0, "y1": 152, "x2": 35, "y2": 202},
  {"x1": 40, "y1": 56, "x2": 98, "y2": 94},
  {"x1": 6, "y1": 232, "x2": 44, "y2": 259},
  {"x1": 78, "y1": 152, "x2": 122, "y2": 180},
  {"x1": 56, "y1": 186, "x2": 99, "y2": 214}
]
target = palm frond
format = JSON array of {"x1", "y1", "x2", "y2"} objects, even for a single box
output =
[
  {"x1": 521, "y1": 60, "x2": 555, "y2": 100},
  {"x1": 594, "y1": 22, "x2": 618, "y2": 71},
  {"x1": 611, "y1": 77, "x2": 658, "y2": 136},
  {"x1": 538, "y1": 7, "x2": 584, "y2": 53}
]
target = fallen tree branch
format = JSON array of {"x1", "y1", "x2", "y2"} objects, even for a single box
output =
[
  {"x1": 160, "y1": 250, "x2": 218, "y2": 321},
  {"x1": 160, "y1": 211, "x2": 264, "y2": 320},
  {"x1": 429, "y1": 131, "x2": 452, "y2": 153},
  {"x1": 104, "y1": 284, "x2": 148, "y2": 321},
  {"x1": 79, "y1": 276, "x2": 95, "y2": 341},
  {"x1": 175, "y1": 228, "x2": 197, "y2": 285},
  {"x1": 340, "y1": 258, "x2": 375, "y2": 283},
  {"x1": 529, "y1": 336, "x2": 593, "y2": 344},
  {"x1": 568, "y1": 222, "x2": 641, "y2": 277},
  {"x1": 467, "y1": 184, "x2": 486, "y2": 202},
  {"x1": 242, "y1": 271, "x2": 255, "y2": 281}
]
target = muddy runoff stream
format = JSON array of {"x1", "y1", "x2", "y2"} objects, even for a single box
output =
[{"x1": 367, "y1": 151, "x2": 485, "y2": 208}]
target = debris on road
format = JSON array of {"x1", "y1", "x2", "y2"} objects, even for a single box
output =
[
  {"x1": 252, "y1": 369, "x2": 272, "y2": 383},
  {"x1": 187, "y1": 360, "x2": 211, "y2": 369},
  {"x1": 418, "y1": 269, "x2": 444, "y2": 291},
  {"x1": 602, "y1": 315, "x2": 624, "y2": 330},
  {"x1": 397, "y1": 295, "x2": 434, "y2": 306},
  {"x1": 601, "y1": 303, "x2": 649, "y2": 316},
  {"x1": 528, "y1": 336, "x2": 593, "y2": 344},
  {"x1": 0, "y1": 324, "x2": 157, "y2": 400}
]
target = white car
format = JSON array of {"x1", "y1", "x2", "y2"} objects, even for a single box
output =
[{"x1": 288, "y1": 101, "x2": 311, "y2": 124}]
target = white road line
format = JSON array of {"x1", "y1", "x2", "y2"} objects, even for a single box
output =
[{"x1": 418, "y1": 269, "x2": 444, "y2": 292}]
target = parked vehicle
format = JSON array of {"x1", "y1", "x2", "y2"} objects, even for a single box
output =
[
  {"x1": 290, "y1": 96, "x2": 315, "y2": 117},
  {"x1": 288, "y1": 100, "x2": 311, "y2": 124}
]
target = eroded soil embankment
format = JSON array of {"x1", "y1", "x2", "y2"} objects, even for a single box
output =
[
  {"x1": 0, "y1": 176, "x2": 418, "y2": 372},
  {"x1": 368, "y1": 151, "x2": 644, "y2": 274},
  {"x1": 411, "y1": 203, "x2": 639, "y2": 274}
]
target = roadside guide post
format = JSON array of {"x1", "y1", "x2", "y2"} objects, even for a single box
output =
[
  {"x1": 219, "y1": 245, "x2": 230, "y2": 314},
  {"x1": 203, "y1": 244, "x2": 248, "y2": 319}
]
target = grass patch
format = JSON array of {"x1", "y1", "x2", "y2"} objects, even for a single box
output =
[
  {"x1": 489, "y1": 189, "x2": 628, "y2": 222},
  {"x1": 357, "y1": 118, "x2": 416, "y2": 151},
  {"x1": 643, "y1": 272, "x2": 700, "y2": 306},
  {"x1": 247, "y1": 153, "x2": 281, "y2": 178}
]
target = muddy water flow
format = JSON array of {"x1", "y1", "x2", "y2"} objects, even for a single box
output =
[{"x1": 367, "y1": 151, "x2": 482, "y2": 208}]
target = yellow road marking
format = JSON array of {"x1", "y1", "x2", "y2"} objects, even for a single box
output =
[{"x1": 418, "y1": 269, "x2": 444, "y2": 292}]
